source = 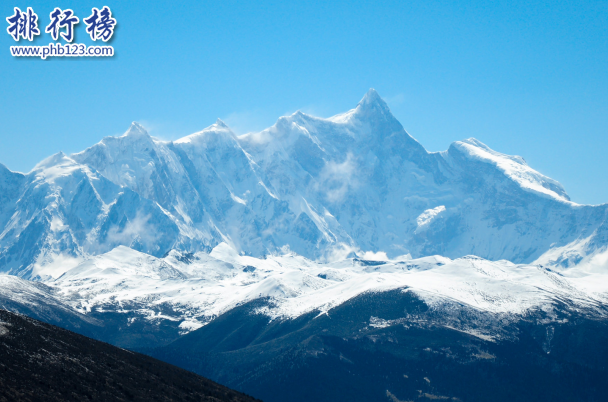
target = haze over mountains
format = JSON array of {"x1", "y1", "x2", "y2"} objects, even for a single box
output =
[{"x1": 1, "y1": 90, "x2": 608, "y2": 401}]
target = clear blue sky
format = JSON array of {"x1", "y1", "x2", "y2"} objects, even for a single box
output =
[{"x1": 1, "y1": 0, "x2": 607, "y2": 204}]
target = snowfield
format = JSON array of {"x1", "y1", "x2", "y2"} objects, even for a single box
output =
[{"x1": 20, "y1": 243, "x2": 601, "y2": 336}]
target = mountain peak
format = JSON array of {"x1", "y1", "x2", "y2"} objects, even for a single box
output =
[
  {"x1": 215, "y1": 118, "x2": 228, "y2": 129},
  {"x1": 357, "y1": 88, "x2": 390, "y2": 112},
  {"x1": 122, "y1": 122, "x2": 150, "y2": 138},
  {"x1": 328, "y1": 89, "x2": 395, "y2": 124},
  {"x1": 33, "y1": 151, "x2": 80, "y2": 174},
  {"x1": 360, "y1": 88, "x2": 381, "y2": 102},
  {"x1": 205, "y1": 119, "x2": 233, "y2": 133},
  {"x1": 174, "y1": 119, "x2": 236, "y2": 145}
]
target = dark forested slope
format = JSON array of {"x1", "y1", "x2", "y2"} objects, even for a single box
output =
[{"x1": 0, "y1": 309, "x2": 261, "y2": 402}]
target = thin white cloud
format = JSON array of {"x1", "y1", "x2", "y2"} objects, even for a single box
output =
[
  {"x1": 317, "y1": 153, "x2": 358, "y2": 202},
  {"x1": 104, "y1": 212, "x2": 159, "y2": 249},
  {"x1": 383, "y1": 93, "x2": 405, "y2": 107}
]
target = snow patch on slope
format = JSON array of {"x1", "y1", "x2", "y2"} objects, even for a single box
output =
[{"x1": 416, "y1": 206, "x2": 446, "y2": 233}]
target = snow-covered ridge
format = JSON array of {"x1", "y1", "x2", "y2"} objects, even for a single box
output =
[
  {"x1": 38, "y1": 244, "x2": 608, "y2": 335},
  {"x1": 448, "y1": 138, "x2": 571, "y2": 202}
]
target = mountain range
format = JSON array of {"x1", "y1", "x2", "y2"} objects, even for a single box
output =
[
  {"x1": 1, "y1": 89, "x2": 607, "y2": 401},
  {"x1": 3, "y1": 89, "x2": 607, "y2": 281}
]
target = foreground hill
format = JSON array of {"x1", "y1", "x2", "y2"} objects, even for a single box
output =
[{"x1": 0, "y1": 309, "x2": 260, "y2": 402}]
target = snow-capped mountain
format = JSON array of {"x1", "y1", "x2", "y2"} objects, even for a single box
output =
[
  {"x1": 2, "y1": 90, "x2": 608, "y2": 401},
  {"x1": 1, "y1": 89, "x2": 607, "y2": 282}
]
